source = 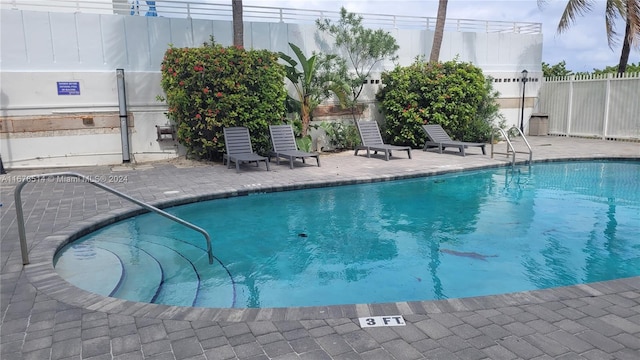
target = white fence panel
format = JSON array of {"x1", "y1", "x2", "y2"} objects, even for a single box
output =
[
  {"x1": 570, "y1": 80, "x2": 606, "y2": 137},
  {"x1": 539, "y1": 73, "x2": 640, "y2": 140},
  {"x1": 539, "y1": 81, "x2": 570, "y2": 135},
  {"x1": 607, "y1": 78, "x2": 640, "y2": 139}
]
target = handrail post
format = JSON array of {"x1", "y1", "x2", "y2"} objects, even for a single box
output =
[
  {"x1": 14, "y1": 181, "x2": 30, "y2": 265},
  {"x1": 14, "y1": 172, "x2": 214, "y2": 266},
  {"x1": 491, "y1": 128, "x2": 498, "y2": 159}
]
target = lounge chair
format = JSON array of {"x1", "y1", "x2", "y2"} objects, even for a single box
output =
[
  {"x1": 422, "y1": 124, "x2": 486, "y2": 156},
  {"x1": 223, "y1": 127, "x2": 270, "y2": 172},
  {"x1": 269, "y1": 125, "x2": 320, "y2": 169},
  {"x1": 354, "y1": 120, "x2": 412, "y2": 161}
]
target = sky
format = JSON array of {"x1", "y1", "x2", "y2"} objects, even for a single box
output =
[{"x1": 241, "y1": 0, "x2": 639, "y2": 73}]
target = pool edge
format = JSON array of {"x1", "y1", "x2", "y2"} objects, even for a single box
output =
[{"x1": 25, "y1": 157, "x2": 640, "y2": 322}]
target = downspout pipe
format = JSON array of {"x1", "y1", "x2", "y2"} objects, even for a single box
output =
[{"x1": 116, "y1": 69, "x2": 131, "y2": 163}]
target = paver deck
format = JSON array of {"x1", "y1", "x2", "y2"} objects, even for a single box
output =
[{"x1": 1, "y1": 136, "x2": 639, "y2": 360}]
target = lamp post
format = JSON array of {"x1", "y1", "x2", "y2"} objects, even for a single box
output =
[{"x1": 520, "y1": 69, "x2": 528, "y2": 133}]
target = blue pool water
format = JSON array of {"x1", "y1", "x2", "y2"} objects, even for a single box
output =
[{"x1": 54, "y1": 161, "x2": 640, "y2": 308}]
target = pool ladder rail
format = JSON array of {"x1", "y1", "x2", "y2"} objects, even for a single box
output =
[
  {"x1": 491, "y1": 126, "x2": 533, "y2": 166},
  {"x1": 14, "y1": 171, "x2": 214, "y2": 266}
]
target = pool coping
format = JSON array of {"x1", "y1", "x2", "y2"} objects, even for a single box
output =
[{"x1": 24, "y1": 157, "x2": 640, "y2": 322}]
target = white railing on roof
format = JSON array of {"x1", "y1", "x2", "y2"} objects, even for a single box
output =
[{"x1": 1, "y1": 0, "x2": 542, "y2": 34}]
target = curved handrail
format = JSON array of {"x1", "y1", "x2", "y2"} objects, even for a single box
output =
[
  {"x1": 491, "y1": 128, "x2": 516, "y2": 165},
  {"x1": 14, "y1": 172, "x2": 213, "y2": 265},
  {"x1": 510, "y1": 126, "x2": 533, "y2": 163},
  {"x1": 491, "y1": 126, "x2": 533, "y2": 165}
]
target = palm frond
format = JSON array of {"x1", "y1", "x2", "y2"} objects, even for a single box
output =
[{"x1": 557, "y1": 0, "x2": 595, "y2": 33}]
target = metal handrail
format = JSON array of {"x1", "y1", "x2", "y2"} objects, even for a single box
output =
[
  {"x1": 14, "y1": 172, "x2": 213, "y2": 265},
  {"x1": 491, "y1": 126, "x2": 533, "y2": 165},
  {"x1": 491, "y1": 128, "x2": 516, "y2": 165},
  {"x1": 511, "y1": 126, "x2": 533, "y2": 164}
]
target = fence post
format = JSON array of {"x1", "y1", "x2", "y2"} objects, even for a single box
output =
[
  {"x1": 566, "y1": 75, "x2": 574, "y2": 136},
  {"x1": 602, "y1": 73, "x2": 613, "y2": 140}
]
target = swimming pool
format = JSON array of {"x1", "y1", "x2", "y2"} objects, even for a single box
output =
[{"x1": 54, "y1": 160, "x2": 640, "y2": 308}]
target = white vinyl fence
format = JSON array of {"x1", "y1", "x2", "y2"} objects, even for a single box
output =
[{"x1": 538, "y1": 73, "x2": 640, "y2": 141}]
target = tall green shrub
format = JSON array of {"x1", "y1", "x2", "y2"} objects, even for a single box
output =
[
  {"x1": 376, "y1": 59, "x2": 501, "y2": 147},
  {"x1": 159, "y1": 41, "x2": 286, "y2": 160}
]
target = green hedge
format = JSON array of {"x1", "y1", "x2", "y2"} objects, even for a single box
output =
[
  {"x1": 376, "y1": 59, "x2": 500, "y2": 147},
  {"x1": 160, "y1": 42, "x2": 286, "y2": 160}
]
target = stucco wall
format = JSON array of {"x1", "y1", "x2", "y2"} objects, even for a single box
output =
[{"x1": 0, "y1": 9, "x2": 542, "y2": 169}]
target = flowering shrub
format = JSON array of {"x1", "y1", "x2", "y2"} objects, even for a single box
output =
[
  {"x1": 376, "y1": 59, "x2": 501, "y2": 147},
  {"x1": 159, "y1": 41, "x2": 286, "y2": 160}
]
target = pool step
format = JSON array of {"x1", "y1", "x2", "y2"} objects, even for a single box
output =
[
  {"x1": 54, "y1": 243, "x2": 124, "y2": 297},
  {"x1": 97, "y1": 241, "x2": 163, "y2": 303},
  {"x1": 107, "y1": 236, "x2": 200, "y2": 307},
  {"x1": 138, "y1": 234, "x2": 236, "y2": 308},
  {"x1": 55, "y1": 229, "x2": 236, "y2": 308}
]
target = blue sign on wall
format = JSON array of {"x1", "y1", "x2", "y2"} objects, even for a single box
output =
[{"x1": 57, "y1": 81, "x2": 81, "y2": 95}]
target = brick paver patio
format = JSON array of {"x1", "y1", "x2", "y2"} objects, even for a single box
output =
[{"x1": 1, "y1": 136, "x2": 639, "y2": 359}]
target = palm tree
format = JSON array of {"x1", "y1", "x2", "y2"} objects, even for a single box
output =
[
  {"x1": 429, "y1": 0, "x2": 449, "y2": 63},
  {"x1": 618, "y1": 0, "x2": 640, "y2": 72},
  {"x1": 279, "y1": 43, "x2": 347, "y2": 137},
  {"x1": 232, "y1": 0, "x2": 243, "y2": 47},
  {"x1": 539, "y1": 0, "x2": 640, "y2": 73}
]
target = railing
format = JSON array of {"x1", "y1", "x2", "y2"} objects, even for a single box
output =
[
  {"x1": 0, "y1": 0, "x2": 542, "y2": 34},
  {"x1": 491, "y1": 126, "x2": 532, "y2": 166},
  {"x1": 14, "y1": 172, "x2": 213, "y2": 265}
]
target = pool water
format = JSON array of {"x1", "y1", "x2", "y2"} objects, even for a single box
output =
[{"x1": 55, "y1": 161, "x2": 640, "y2": 308}]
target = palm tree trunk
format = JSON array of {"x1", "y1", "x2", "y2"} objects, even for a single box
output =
[
  {"x1": 232, "y1": 0, "x2": 243, "y2": 47},
  {"x1": 618, "y1": 18, "x2": 632, "y2": 73},
  {"x1": 301, "y1": 96, "x2": 311, "y2": 137},
  {"x1": 429, "y1": 0, "x2": 448, "y2": 63}
]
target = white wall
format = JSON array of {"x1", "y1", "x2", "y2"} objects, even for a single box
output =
[{"x1": 0, "y1": 9, "x2": 543, "y2": 169}]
